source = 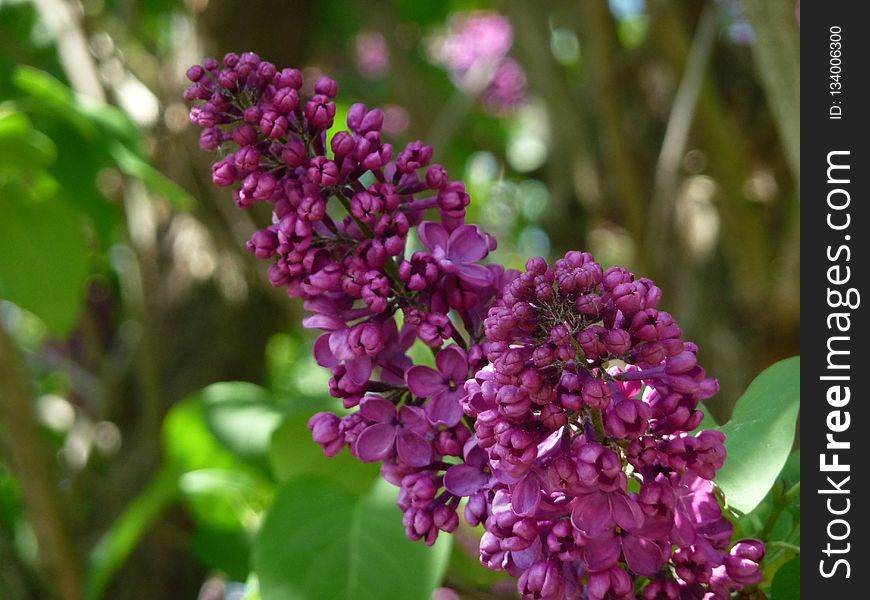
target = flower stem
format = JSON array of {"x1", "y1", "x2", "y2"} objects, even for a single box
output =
[
  {"x1": 590, "y1": 407, "x2": 606, "y2": 442},
  {"x1": 334, "y1": 192, "x2": 403, "y2": 285}
]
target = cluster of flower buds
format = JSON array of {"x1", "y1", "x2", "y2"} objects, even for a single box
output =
[
  {"x1": 451, "y1": 255, "x2": 764, "y2": 599},
  {"x1": 187, "y1": 54, "x2": 764, "y2": 600}
]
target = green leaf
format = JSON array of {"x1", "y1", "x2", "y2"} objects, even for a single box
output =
[
  {"x1": 162, "y1": 396, "x2": 274, "y2": 580},
  {"x1": 0, "y1": 110, "x2": 56, "y2": 171},
  {"x1": 715, "y1": 356, "x2": 800, "y2": 513},
  {"x1": 190, "y1": 526, "x2": 252, "y2": 582},
  {"x1": 254, "y1": 476, "x2": 451, "y2": 600},
  {"x1": 691, "y1": 402, "x2": 720, "y2": 432},
  {"x1": 738, "y1": 451, "x2": 800, "y2": 541},
  {"x1": 180, "y1": 470, "x2": 261, "y2": 580},
  {"x1": 13, "y1": 67, "x2": 193, "y2": 212},
  {"x1": 178, "y1": 468, "x2": 266, "y2": 530},
  {"x1": 770, "y1": 556, "x2": 800, "y2": 600},
  {"x1": 0, "y1": 184, "x2": 91, "y2": 335},
  {"x1": 13, "y1": 66, "x2": 143, "y2": 153},
  {"x1": 199, "y1": 382, "x2": 285, "y2": 469},
  {"x1": 162, "y1": 396, "x2": 249, "y2": 473},
  {"x1": 268, "y1": 412, "x2": 379, "y2": 495}
]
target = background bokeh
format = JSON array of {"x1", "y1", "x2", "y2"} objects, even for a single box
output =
[{"x1": 0, "y1": 0, "x2": 798, "y2": 598}]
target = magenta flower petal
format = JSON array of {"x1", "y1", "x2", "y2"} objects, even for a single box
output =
[
  {"x1": 359, "y1": 396, "x2": 396, "y2": 422},
  {"x1": 511, "y1": 537, "x2": 542, "y2": 571},
  {"x1": 435, "y1": 345, "x2": 469, "y2": 381},
  {"x1": 397, "y1": 429, "x2": 432, "y2": 467},
  {"x1": 571, "y1": 492, "x2": 612, "y2": 535},
  {"x1": 463, "y1": 440, "x2": 489, "y2": 468},
  {"x1": 671, "y1": 509, "x2": 696, "y2": 547},
  {"x1": 622, "y1": 533, "x2": 666, "y2": 577},
  {"x1": 454, "y1": 263, "x2": 494, "y2": 287},
  {"x1": 354, "y1": 422, "x2": 397, "y2": 462},
  {"x1": 425, "y1": 392, "x2": 463, "y2": 427},
  {"x1": 397, "y1": 322, "x2": 417, "y2": 349},
  {"x1": 511, "y1": 473, "x2": 541, "y2": 517},
  {"x1": 406, "y1": 365, "x2": 445, "y2": 397},
  {"x1": 444, "y1": 464, "x2": 489, "y2": 496},
  {"x1": 345, "y1": 356, "x2": 373, "y2": 386},
  {"x1": 313, "y1": 334, "x2": 339, "y2": 368},
  {"x1": 302, "y1": 314, "x2": 345, "y2": 331},
  {"x1": 418, "y1": 221, "x2": 448, "y2": 253},
  {"x1": 446, "y1": 225, "x2": 488, "y2": 263},
  {"x1": 610, "y1": 493, "x2": 645, "y2": 532},
  {"x1": 581, "y1": 532, "x2": 620, "y2": 572},
  {"x1": 398, "y1": 405, "x2": 430, "y2": 434},
  {"x1": 328, "y1": 329, "x2": 356, "y2": 361}
]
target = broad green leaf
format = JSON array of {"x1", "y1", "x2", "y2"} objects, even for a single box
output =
[
  {"x1": 254, "y1": 476, "x2": 451, "y2": 600},
  {"x1": 181, "y1": 469, "x2": 263, "y2": 580},
  {"x1": 178, "y1": 469, "x2": 267, "y2": 530},
  {"x1": 190, "y1": 526, "x2": 252, "y2": 582},
  {"x1": 770, "y1": 556, "x2": 800, "y2": 600},
  {"x1": 716, "y1": 356, "x2": 800, "y2": 513},
  {"x1": 268, "y1": 412, "x2": 379, "y2": 495},
  {"x1": 0, "y1": 184, "x2": 91, "y2": 335},
  {"x1": 199, "y1": 382, "x2": 285, "y2": 468},
  {"x1": 162, "y1": 396, "x2": 248, "y2": 473},
  {"x1": 162, "y1": 396, "x2": 274, "y2": 580},
  {"x1": 737, "y1": 451, "x2": 800, "y2": 541}
]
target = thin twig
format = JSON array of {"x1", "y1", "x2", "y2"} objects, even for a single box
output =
[{"x1": 647, "y1": 2, "x2": 720, "y2": 262}]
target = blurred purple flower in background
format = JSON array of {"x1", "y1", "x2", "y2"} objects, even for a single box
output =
[
  {"x1": 427, "y1": 11, "x2": 527, "y2": 113},
  {"x1": 355, "y1": 31, "x2": 390, "y2": 79}
]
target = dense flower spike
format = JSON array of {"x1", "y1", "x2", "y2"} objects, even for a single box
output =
[{"x1": 187, "y1": 53, "x2": 764, "y2": 600}]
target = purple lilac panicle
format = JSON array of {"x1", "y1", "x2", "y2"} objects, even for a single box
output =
[{"x1": 186, "y1": 53, "x2": 764, "y2": 600}]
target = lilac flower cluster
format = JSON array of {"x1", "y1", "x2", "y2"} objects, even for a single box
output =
[
  {"x1": 454, "y1": 255, "x2": 765, "y2": 599},
  {"x1": 428, "y1": 11, "x2": 528, "y2": 113},
  {"x1": 186, "y1": 54, "x2": 764, "y2": 600}
]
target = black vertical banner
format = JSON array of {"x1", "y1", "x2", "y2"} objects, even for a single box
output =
[{"x1": 802, "y1": 2, "x2": 869, "y2": 597}]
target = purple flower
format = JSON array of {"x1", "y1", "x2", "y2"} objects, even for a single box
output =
[
  {"x1": 418, "y1": 221, "x2": 493, "y2": 287},
  {"x1": 355, "y1": 31, "x2": 390, "y2": 80},
  {"x1": 517, "y1": 560, "x2": 564, "y2": 600},
  {"x1": 308, "y1": 412, "x2": 343, "y2": 456},
  {"x1": 586, "y1": 566, "x2": 633, "y2": 600},
  {"x1": 671, "y1": 473, "x2": 734, "y2": 548},
  {"x1": 641, "y1": 578, "x2": 679, "y2": 600},
  {"x1": 444, "y1": 439, "x2": 490, "y2": 496},
  {"x1": 353, "y1": 396, "x2": 432, "y2": 467},
  {"x1": 418, "y1": 312, "x2": 453, "y2": 347},
  {"x1": 406, "y1": 345, "x2": 468, "y2": 426},
  {"x1": 581, "y1": 526, "x2": 668, "y2": 577},
  {"x1": 374, "y1": 319, "x2": 416, "y2": 385},
  {"x1": 571, "y1": 488, "x2": 644, "y2": 538}
]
